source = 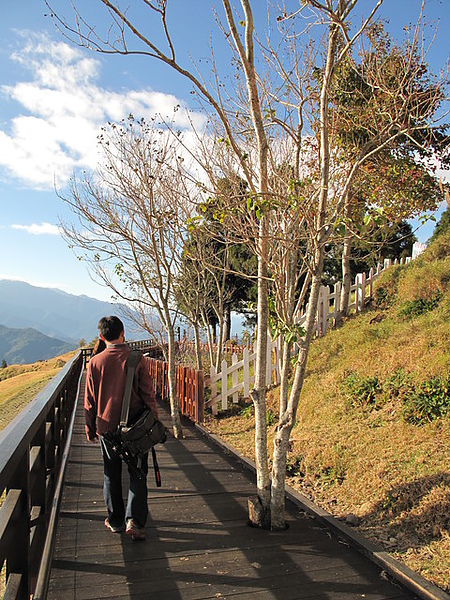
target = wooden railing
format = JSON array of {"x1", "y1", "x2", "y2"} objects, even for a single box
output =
[
  {"x1": 80, "y1": 339, "x2": 163, "y2": 365},
  {"x1": 180, "y1": 339, "x2": 249, "y2": 356},
  {"x1": 146, "y1": 358, "x2": 204, "y2": 423},
  {"x1": 0, "y1": 352, "x2": 83, "y2": 600}
]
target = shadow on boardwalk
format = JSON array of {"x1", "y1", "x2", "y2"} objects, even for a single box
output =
[{"x1": 48, "y1": 399, "x2": 415, "y2": 600}]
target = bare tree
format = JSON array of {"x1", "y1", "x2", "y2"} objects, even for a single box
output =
[
  {"x1": 60, "y1": 116, "x2": 194, "y2": 438},
  {"x1": 177, "y1": 227, "x2": 234, "y2": 371}
]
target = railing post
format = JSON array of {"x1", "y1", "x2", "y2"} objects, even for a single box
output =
[
  {"x1": 368, "y1": 268, "x2": 374, "y2": 301},
  {"x1": 356, "y1": 273, "x2": 366, "y2": 312},
  {"x1": 321, "y1": 285, "x2": 330, "y2": 335},
  {"x1": 243, "y1": 348, "x2": 250, "y2": 399},
  {"x1": 7, "y1": 453, "x2": 30, "y2": 599},
  {"x1": 334, "y1": 280, "x2": 341, "y2": 325},
  {"x1": 45, "y1": 406, "x2": 56, "y2": 504},
  {"x1": 221, "y1": 359, "x2": 228, "y2": 411},
  {"x1": 196, "y1": 370, "x2": 204, "y2": 423},
  {"x1": 355, "y1": 273, "x2": 363, "y2": 313},
  {"x1": 232, "y1": 354, "x2": 239, "y2": 404},
  {"x1": 29, "y1": 422, "x2": 47, "y2": 586}
]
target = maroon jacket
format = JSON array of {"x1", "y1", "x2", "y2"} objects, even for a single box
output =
[{"x1": 85, "y1": 344, "x2": 158, "y2": 441}]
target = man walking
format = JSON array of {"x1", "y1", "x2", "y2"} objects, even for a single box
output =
[{"x1": 85, "y1": 316, "x2": 158, "y2": 541}]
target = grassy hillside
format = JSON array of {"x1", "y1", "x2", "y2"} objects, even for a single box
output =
[
  {"x1": 204, "y1": 229, "x2": 450, "y2": 592},
  {"x1": 0, "y1": 351, "x2": 77, "y2": 431}
]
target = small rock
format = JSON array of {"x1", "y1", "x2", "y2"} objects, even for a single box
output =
[{"x1": 345, "y1": 513, "x2": 359, "y2": 526}]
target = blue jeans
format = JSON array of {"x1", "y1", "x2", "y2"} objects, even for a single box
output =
[{"x1": 100, "y1": 436, "x2": 149, "y2": 528}]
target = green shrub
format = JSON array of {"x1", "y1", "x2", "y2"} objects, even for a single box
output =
[
  {"x1": 342, "y1": 372, "x2": 381, "y2": 408},
  {"x1": 342, "y1": 369, "x2": 450, "y2": 426},
  {"x1": 402, "y1": 376, "x2": 450, "y2": 425},
  {"x1": 398, "y1": 293, "x2": 442, "y2": 318},
  {"x1": 286, "y1": 456, "x2": 304, "y2": 477},
  {"x1": 381, "y1": 368, "x2": 411, "y2": 400},
  {"x1": 373, "y1": 286, "x2": 390, "y2": 309},
  {"x1": 266, "y1": 408, "x2": 277, "y2": 426},
  {"x1": 240, "y1": 404, "x2": 253, "y2": 418}
]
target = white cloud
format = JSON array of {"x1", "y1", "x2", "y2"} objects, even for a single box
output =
[
  {"x1": 0, "y1": 32, "x2": 205, "y2": 189},
  {"x1": 11, "y1": 222, "x2": 61, "y2": 235}
]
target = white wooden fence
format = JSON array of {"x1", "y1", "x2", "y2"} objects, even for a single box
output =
[
  {"x1": 308, "y1": 256, "x2": 410, "y2": 337},
  {"x1": 205, "y1": 247, "x2": 420, "y2": 414},
  {"x1": 207, "y1": 334, "x2": 280, "y2": 415}
]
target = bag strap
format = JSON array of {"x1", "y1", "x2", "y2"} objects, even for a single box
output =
[
  {"x1": 151, "y1": 447, "x2": 162, "y2": 487},
  {"x1": 120, "y1": 350, "x2": 143, "y2": 427}
]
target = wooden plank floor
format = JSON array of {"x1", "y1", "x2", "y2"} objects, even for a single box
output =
[{"x1": 47, "y1": 395, "x2": 417, "y2": 600}]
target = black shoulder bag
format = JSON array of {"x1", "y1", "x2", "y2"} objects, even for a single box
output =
[{"x1": 118, "y1": 350, "x2": 168, "y2": 486}]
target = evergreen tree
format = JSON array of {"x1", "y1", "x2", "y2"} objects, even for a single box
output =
[{"x1": 429, "y1": 206, "x2": 450, "y2": 242}]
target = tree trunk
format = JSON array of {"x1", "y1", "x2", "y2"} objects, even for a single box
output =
[
  {"x1": 270, "y1": 269, "x2": 325, "y2": 529},
  {"x1": 166, "y1": 322, "x2": 183, "y2": 438},
  {"x1": 269, "y1": 20, "x2": 339, "y2": 530},
  {"x1": 202, "y1": 310, "x2": 215, "y2": 369},
  {"x1": 221, "y1": 0, "x2": 272, "y2": 526},
  {"x1": 193, "y1": 322, "x2": 203, "y2": 371},
  {"x1": 224, "y1": 305, "x2": 232, "y2": 341},
  {"x1": 339, "y1": 194, "x2": 352, "y2": 322},
  {"x1": 215, "y1": 304, "x2": 225, "y2": 372},
  {"x1": 250, "y1": 214, "x2": 271, "y2": 528}
]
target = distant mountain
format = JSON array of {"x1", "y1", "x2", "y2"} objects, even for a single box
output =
[
  {"x1": 0, "y1": 280, "x2": 147, "y2": 345},
  {"x1": 0, "y1": 324, "x2": 76, "y2": 365}
]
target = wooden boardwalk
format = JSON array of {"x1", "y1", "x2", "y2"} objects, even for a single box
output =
[{"x1": 47, "y1": 398, "x2": 418, "y2": 600}]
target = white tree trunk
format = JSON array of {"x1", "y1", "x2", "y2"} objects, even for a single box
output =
[
  {"x1": 250, "y1": 216, "x2": 271, "y2": 527},
  {"x1": 339, "y1": 194, "x2": 352, "y2": 321},
  {"x1": 269, "y1": 20, "x2": 339, "y2": 530},
  {"x1": 165, "y1": 320, "x2": 183, "y2": 438},
  {"x1": 193, "y1": 322, "x2": 203, "y2": 371}
]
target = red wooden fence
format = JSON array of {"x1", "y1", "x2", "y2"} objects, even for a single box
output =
[{"x1": 146, "y1": 357, "x2": 204, "y2": 423}]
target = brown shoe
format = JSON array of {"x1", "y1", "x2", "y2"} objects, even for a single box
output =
[{"x1": 125, "y1": 519, "x2": 146, "y2": 540}]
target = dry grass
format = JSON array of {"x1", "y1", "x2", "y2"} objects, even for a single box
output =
[
  {"x1": 0, "y1": 352, "x2": 76, "y2": 431},
  {"x1": 204, "y1": 233, "x2": 450, "y2": 593}
]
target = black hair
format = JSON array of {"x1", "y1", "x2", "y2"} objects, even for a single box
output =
[{"x1": 98, "y1": 316, "x2": 124, "y2": 342}]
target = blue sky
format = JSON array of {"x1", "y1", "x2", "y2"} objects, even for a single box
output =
[{"x1": 1, "y1": 1, "x2": 449, "y2": 302}]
